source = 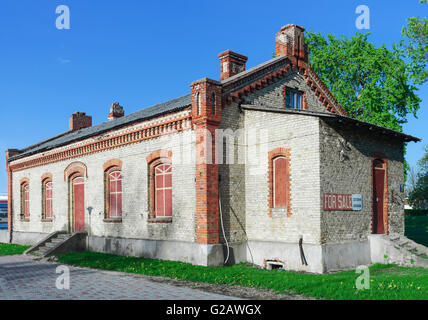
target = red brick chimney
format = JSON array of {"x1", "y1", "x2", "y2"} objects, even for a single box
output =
[
  {"x1": 276, "y1": 24, "x2": 308, "y2": 65},
  {"x1": 218, "y1": 50, "x2": 248, "y2": 81},
  {"x1": 108, "y1": 102, "x2": 125, "y2": 121},
  {"x1": 69, "y1": 112, "x2": 92, "y2": 131}
]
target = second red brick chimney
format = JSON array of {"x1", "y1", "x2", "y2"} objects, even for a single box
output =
[
  {"x1": 275, "y1": 24, "x2": 308, "y2": 63},
  {"x1": 218, "y1": 50, "x2": 248, "y2": 81},
  {"x1": 69, "y1": 112, "x2": 92, "y2": 131}
]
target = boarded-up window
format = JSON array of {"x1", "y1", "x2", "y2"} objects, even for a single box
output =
[
  {"x1": 108, "y1": 171, "x2": 122, "y2": 218},
  {"x1": 155, "y1": 164, "x2": 172, "y2": 217},
  {"x1": 273, "y1": 156, "x2": 288, "y2": 208},
  {"x1": 22, "y1": 184, "x2": 30, "y2": 218},
  {"x1": 43, "y1": 181, "x2": 53, "y2": 219}
]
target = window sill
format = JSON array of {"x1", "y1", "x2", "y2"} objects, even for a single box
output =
[
  {"x1": 41, "y1": 219, "x2": 53, "y2": 223},
  {"x1": 20, "y1": 218, "x2": 30, "y2": 222},
  {"x1": 147, "y1": 217, "x2": 172, "y2": 224},
  {"x1": 103, "y1": 218, "x2": 122, "y2": 223}
]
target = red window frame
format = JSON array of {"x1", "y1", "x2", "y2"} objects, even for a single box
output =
[
  {"x1": 43, "y1": 180, "x2": 53, "y2": 219},
  {"x1": 154, "y1": 163, "x2": 172, "y2": 218},
  {"x1": 107, "y1": 170, "x2": 122, "y2": 218}
]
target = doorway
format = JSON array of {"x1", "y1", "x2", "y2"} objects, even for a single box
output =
[
  {"x1": 72, "y1": 176, "x2": 85, "y2": 232},
  {"x1": 373, "y1": 159, "x2": 386, "y2": 234}
]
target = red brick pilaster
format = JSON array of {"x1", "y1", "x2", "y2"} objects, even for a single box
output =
[{"x1": 191, "y1": 78, "x2": 222, "y2": 244}]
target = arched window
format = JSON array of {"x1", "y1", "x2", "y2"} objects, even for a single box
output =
[
  {"x1": 268, "y1": 148, "x2": 291, "y2": 218},
  {"x1": 273, "y1": 156, "x2": 287, "y2": 208},
  {"x1": 211, "y1": 93, "x2": 216, "y2": 115},
  {"x1": 155, "y1": 163, "x2": 172, "y2": 218},
  {"x1": 21, "y1": 182, "x2": 30, "y2": 219},
  {"x1": 146, "y1": 149, "x2": 173, "y2": 221},
  {"x1": 103, "y1": 159, "x2": 123, "y2": 221},
  {"x1": 42, "y1": 180, "x2": 53, "y2": 220},
  {"x1": 107, "y1": 171, "x2": 123, "y2": 218}
]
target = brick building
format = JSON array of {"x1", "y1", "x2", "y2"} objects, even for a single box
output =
[{"x1": 4, "y1": 25, "x2": 420, "y2": 272}]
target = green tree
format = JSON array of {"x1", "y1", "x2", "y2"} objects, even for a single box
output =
[
  {"x1": 408, "y1": 146, "x2": 428, "y2": 209},
  {"x1": 397, "y1": 0, "x2": 428, "y2": 85},
  {"x1": 305, "y1": 32, "x2": 421, "y2": 132}
]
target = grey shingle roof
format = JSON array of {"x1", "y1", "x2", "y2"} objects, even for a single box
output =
[{"x1": 10, "y1": 94, "x2": 192, "y2": 161}]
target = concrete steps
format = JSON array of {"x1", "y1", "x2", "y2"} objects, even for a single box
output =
[
  {"x1": 369, "y1": 233, "x2": 428, "y2": 268},
  {"x1": 25, "y1": 231, "x2": 86, "y2": 258}
]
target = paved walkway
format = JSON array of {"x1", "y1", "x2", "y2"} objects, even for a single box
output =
[{"x1": 0, "y1": 255, "x2": 238, "y2": 300}]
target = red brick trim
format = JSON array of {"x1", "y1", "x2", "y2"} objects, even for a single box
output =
[
  {"x1": 268, "y1": 148, "x2": 292, "y2": 218},
  {"x1": 41, "y1": 173, "x2": 53, "y2": 182},
  {"x1": 64, "y1": 161, "x2": 87, "y2": 181},
  {"x1": 371, "y1": 152, "x2": 389, "y2": 234},
  {"x1": 103, "y1": 159, "x2": 122, "y2": 172},
  {"x1": 304, "y1": 67, "x2": 347, "y2": 116},
  {"x1": 146, "y1": 150, "x2": 173, "y2": 219},
  {"x1": 9, "y1": 113, "x2": 191, "y2": 173},
  {"x1": 146, "y1": 150, "x2": 173, "y2": 164},
  {"x1": 224, "y1": 64, "x2": 294, "y2": 105},
  {"x1": 19, "y1": 177, "x2": 30, "y2": 186}
]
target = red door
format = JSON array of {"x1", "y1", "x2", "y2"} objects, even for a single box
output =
[
  {"x1": 73, "y1": 177, "x2": 85, "y2": 232},
  {"x1": 373, "y1": 160, "x2": 385, "y2": 234}
]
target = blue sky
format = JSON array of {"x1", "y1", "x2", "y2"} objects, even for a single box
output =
[{"x1": 0, "y1": 0, "x2": 426, "y2": 193}]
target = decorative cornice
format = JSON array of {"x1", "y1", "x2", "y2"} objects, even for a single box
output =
[
  {"x1": 222, "y1": 57, "x2": 290, "y2": 97},
  {"x1": 304, "y1": 66, "x2": 347, "y2": 116},
  {"x1": 10, "y1": 115, "x2": 192, "y2": 172}
]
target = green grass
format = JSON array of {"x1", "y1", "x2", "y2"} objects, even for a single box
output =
[
  {"x1": 57, "y1": 251, "x2": 428, "y2": 300},
  {"x1": 0, "y1": 243, "x2": 30, "y2": 256},
  {"x1": 405, "y1": 216, "x2": 428, "y2": 247}
]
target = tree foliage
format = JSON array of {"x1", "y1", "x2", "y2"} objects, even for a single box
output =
[
  {"x1": 409, "y1": 146, "x2": 428, "y2": 209},
  {"x1": 305, "y1": 32, "x2": 421, "y2": 132},
  {"x1": 396, "y1": 0, "x2": 428, "y2": 86}
]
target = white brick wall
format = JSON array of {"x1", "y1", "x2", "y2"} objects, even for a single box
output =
[
  {"x1": 11, "y1": 130, "x2": 197, "y2": 243},
  {"x1": 244, "y1": 111, "x2": 322, "y2": 245}
]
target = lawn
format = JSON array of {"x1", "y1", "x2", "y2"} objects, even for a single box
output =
[
  {"x1": 0, "y1": 243, "x2": 30, "y2": 256},
  {"x1": 57, "y1": 251, "x2": 428, "y2": 300},
  {"x1": 405, "y1": 216, "x2": 428, "y2": 247}
]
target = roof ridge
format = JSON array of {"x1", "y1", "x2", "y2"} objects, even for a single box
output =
[{"x1": 9, "y1": 93, "x2": 192, "y2": 161}]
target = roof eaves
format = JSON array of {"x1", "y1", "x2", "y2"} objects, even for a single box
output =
[{"x1": 241, "y1": 104, "x2": 420, "y2": 143}]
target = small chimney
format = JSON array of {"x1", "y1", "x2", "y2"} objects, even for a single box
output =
[
  {"x1": 108, "y1": 102, "x2": 125, "y2": 121},
  {"x1": 218, "y1": 50, "x2": 248, "y2": 81},
  {"x1": 69, "y1": 112, "x2": 92, "y2": 131},
  {"x1": 275, "y1": 24, "x2": 308, "y2": 63}
]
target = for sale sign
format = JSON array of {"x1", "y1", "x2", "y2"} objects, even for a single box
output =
[{"x1": 323, "y1": 193, "x2": 363, "y2": 211}]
